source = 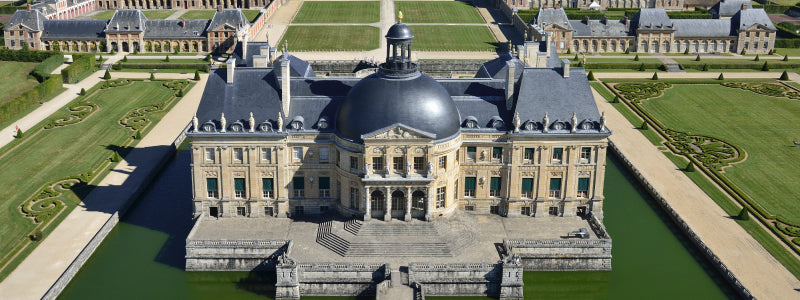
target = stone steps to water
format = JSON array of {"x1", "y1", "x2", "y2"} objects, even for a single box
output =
[{"x1": 345, "y1": 243, "x2": 451, "y2": 257}]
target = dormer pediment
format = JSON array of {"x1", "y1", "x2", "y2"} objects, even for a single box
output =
[
  {"x1": 744, "y1": 24, "x2": 773, "y2": 31},
  {"x1": 360, "y1": 123, "x2": 436, "y2": 141},
  {"x1": 545, "y1": 23, "x2": 570, "y2": 31}
]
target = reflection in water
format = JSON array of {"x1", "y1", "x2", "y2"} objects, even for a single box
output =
[{"x1": 60, "y1": 152, "x2": 731, "y2": 299}]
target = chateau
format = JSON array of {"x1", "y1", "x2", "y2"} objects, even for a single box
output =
[{"x1": 531, "y1": 3, "x2": 776, "y2": 54}]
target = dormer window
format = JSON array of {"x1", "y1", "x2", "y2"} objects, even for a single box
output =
[
  {"x1": 202, "y1": 121, "x2": 216, "y2": 132},
  {"x1": 489, "y1": 116, "x2": 504, "y2": 129},
  {"x1": 464, "y1": 116, "x2": 479, "y2": 128},
  {"x1": 551, "y1": 121, "x2": 565, "y2": 131},
  {"x1": 524, "y1": 120, "x2": 537, "y2": 131},
  {"x1": 259, "y1": 121, "x2": 272, "y2": 132},
  {"x1": 580, "y1": 120, "x2": 594, "y2": 130},
  {"x1": 317, "y1": 117, "x2": 329, "y2": 129},
  {"x1": 230, "y1": 121, "x2": 244, "y2": 132},
  {"x1": 290, "y1": 116, "x2": 304, "y2": 130}
]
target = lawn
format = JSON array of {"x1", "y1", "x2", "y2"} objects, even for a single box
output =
[
  {"x1": 775, "y1": 48, "x2": 800, "y2": 56},
  {"x1": 406, "y1": 25, "x2": 496, "y2": 51},
  {"x1": 142, "y1": 10, "x2": 176, "y2": 19},
  {"x1": 124, "y1": 58, "x2": 208, "y2": 64},
  {"x1": 640, "y1": 84, "x2": 800, "y2": 224},
  {"x1": 587, "y1": 57, "x2": 663, "y2": 63},
  {"x1": 279, "y1": 26, "x2": 379, "y2": 51},
  {"x1": 0, "y1": 61, "x2": 40, "y2": 107},
  {"x1": 0, "y1": 80, "x2": 189, "y2": 281},
  {"x1": 178, "y1": 9, "x2": 260, "y2": 21},
  {"x1": 395, "y1": 1, "x2": 484, "y2": 24},
  {"x1": 292, "y1": 1, "x2": 380, "y2": 24},
  {"x1": 91, "y1": 10, "x2": 116, "y2": 19}
]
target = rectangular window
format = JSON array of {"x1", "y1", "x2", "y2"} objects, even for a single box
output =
[
  {"x1": 492, "y1": 147, "x2": 503, "y2": 160},
  {"x1": 467, "y1": 146, "x2": 476, "y2": 161},
  {"x1": 465, "y1": 205, "x2": 475, "y2": 211},
  {"x1": 744, "y1": 41, "x2": 749, "y2": 49},
  {"x1": 549, "y1": 206, "x2": 559, "y2": 216},
  {"x1": 490, "y1": 177, "x2": 501, "y2": 197},
  {"x1": 237, "y1": 207, "x2": 246, "y2": 216},
  {"x1": 490, "y1": 205, "x2": 499, "y2": 215},
  {"x1": 764, "y1": 41, "x2": 769, "y2": 49},
  {"x1": 234, "y1": 178, "x2": 246, "y2": 199},
  {"x1": 523, "y1": 148, "x2": 534, "y2": 163},
  {"x1": 549, "y1": 178, "x2": 562, "y2": 198},
  {"x1": 262, "y1": 178, "x2": 274, "y2": 198},
  {"x1": 438, "y1": 156, "x2": 446, "y2": 169},
  {"x1": 206, "y1": 178, "x2": 218, "y2": 198},
  {"x1": 261, "y1": 147, "x2": 271, "y2": 162},
  {"x1": 521, "y1": 178, "x2": 533, "y2": 198},
  {"x1": 319, "y1": 147, "x2": 329, "y2": 161},
  {"x1": 350, "y1": 156, "x2": 358, "y2": 171},
  {"x1": 319, "y1": 177, "x2": 330, "y2": 198},
  {"x1": 551, "y1": 147, "x2": 563, "y2": 163},
  {"x1": 436, "y1": 187, "x2": 446, "y2": 208},
  {"x1": 746, "y1": 32, "x2": 750, "y2": 38},
  {"x1": 413, "y1": 157, "x2": 425, "y2": 170},
  {"x1": 464, "y1": 177, "x2": 476, "y2": 197},
  {"x1": 233, "y1": 147, "x2": 244, "y2": 163},
  {"x1": 372, "y1": 157, "x2": 384, "y2": 171},
  {"x1": 577, "y1": 177, "x2": 590, "y2": 198},
  {"x1": 521, "y1": 206, "x2": 531, "y2": 216},
  {"x1": 293, "y1": 177, "x2": 305, "y2": 198},
  {"x1": 265, "y1": 207, "x2": 273, "y2": 216},
  {"x1": 580, "y1": 147, "x2": 591, "y2": 163},
  {"x1": 755, "y1": 31, "x2": 760, "y2": 38},
  {"x1": 350, "y1": 187, "x2": 359, "y2": 209},
  {"x1": 393, "y1": 157, "x2": 404, "y2": 172},
  {"x1": 293, "y1": 147, "x2": 303, "y2": 160},
  {"x1": 205, "y1": 148, "x2": 215, "y2": 162}
]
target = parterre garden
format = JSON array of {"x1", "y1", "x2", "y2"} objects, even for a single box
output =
[
  {"x1": 0, "y1": 61, "x2": 41, "y2": 106},
  {"x1": 395, "y1": 1, "x2": 484, "y2": 23},
  {"x1": 593, "y1": 79, "x2": 800, "y2": 277},
  {"x1": 0, "y1": 79, "x2": 193, "y2": 281},
  {"x1": 292, "y1": 1, "x2": 380, "y2": 23}
]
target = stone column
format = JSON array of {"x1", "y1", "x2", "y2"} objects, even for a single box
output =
[
  {"x1": 425, "y1": 187, "x2": 433, "y2": 221},
  {"x1": 499, "y1": 255, "x2": 524, "y2": 300},
  {"x1": 275, "y1": 254, "x2": 300, "y2": 299},
  {"x1": 384, "y1": 186, "x2": 392, "y2": 222},
  {"x1": 404, "y1": 187, "x2": 412, "y2": 221},
  {"x1": 364, "y1": 186, "x2": 371, "y2": 221},
  {"x1": 535, "y1": 146, "x2": 549, "y2": 200}
]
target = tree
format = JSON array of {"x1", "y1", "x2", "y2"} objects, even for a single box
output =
[
  {"x1": 754, "y1": 54, "x2": 759, "y2": 61},
  {"x1": 783, "y1": 55, "x2": 789, "y2": 62},
  {"x1": 133, "y1": 48, "x2": 139, "y2": 55},
  {"x1": 683, "y1": 48, "x2": 689, "y2": 55},
  {"x1": 738, "y1": 207, "x2": 750, "y2": 220},
  {"x1": 98, "y1": 55, "x2": 103, "y2": 62},
  {"x1": 612, "y1": 95, "x2": 619, "y2": 103},
  {"x1": 165, "y1": 55, "x2": 170, "y2": 62},
  {"x1": 634, "y1": 54, "x2": 639, "y2": 61},
  {"x1": 194, "y1": 70, "x2": 201, "y2": 81},
  {"x1": 177, "y1": 89, "x2": 184, "y2": 97},
  {"x1": 686, "y1": 162, "x2": 695, "y2": 172},
  {"x1": 717, "y1": 73, "x2": 724, "y2": 80},
  {"x1": 122, "y1": 55, "x2": 128, "y2": 62},
  {"x1": 566, "y1": 48, "x2": 571, "y2": 54},
  {"x1": 111, "y1": 151, "x2": 122, "y2": 162},
  {"x1": 638, "y1": 64, "x2": 646, "y2": 71},
  {"x1": 651, "y1": 72, "x2": 659, "y2": 80},
  {"x1": 573, "y1": 54, "x2": 579, "y2": 60},
  {"x1": 149, "y1": 73, "x2": 155, "y2": 81},
  {"x1": 133, "y1": 131, "x2": 142, "y2": 140},
  {"x1": 640, "y1": 121, "x2": 648, "y2": 130},
  {"x1": 29, "y1": 230, "x2": 42, "y2": 241},
  {"x1": 625, "y1": 48, "x2": 630, "y2": 54},
  {"x1": 695, "y1": 54, "x2": 701, "y2": 61},
  {"x1": 80, "y1": 88, "x2": 86, "y2": 95},
  {"x1": 103, "y1": 69, "x2": 111, "y2": 80},
  {"x1": 761, "y1": 62, "x2": 769, "y2": 71},
  {"x1": 741, "y1": 49, "x2": 746, "y2": 55},
  {"x1": 16, "y1": 128, "x2": 23, "y2": 139},
  {"x1": 702, "y1": 64, "x2": 709, "y2": 71},
  {"x1": 780, "y1": 70, "x2": 789, "y2": 80},
  {"x1": 587, "y1": 71, "x2": 595, "y2": 81}
]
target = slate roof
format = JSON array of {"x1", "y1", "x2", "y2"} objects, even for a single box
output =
[
  {"x1": 475, "y1": 52, "x2": 525, "y2": 80},
  {"x1": 534, "y1": 8, "x2": 572, "y2": 31},
  {"x1": 207, "y1": 9, "x2": 248, "y2": 31},
  {"x1": 711, "y1": 0, "x2": 752, "y2": 18},
  {"x1": 41, "y1": 20, "x2": 107, "y2": 40},
  {"x1": 107, "y1": 10, "x2": 148, "y2": 32},
  {"x1": 514, "y1": 67, "x2": 602, "y2": 131},
  {"x1": 633, "y1": 9, "x2": 674, "y2": 30},
  {"x1": 230, "y1": 41, "x2": 271, "y2": 67},
  {"x1": 6, "y1": 10, "x2": 46, "y2": 31},
  {"x1": 569, "y1": 19, "x2": 631, "y2": 37},
  {"x1": 31, "y1": 3, "x2": 56, "y2": 16},
  {"x1": 733, "y1": 9, "x2": 776, "y2": 31},
  {"x1": 144, "y1": 19, "x2": 209, "y2": 39},
  {"x1": 672, "y1": 19, "x2": 732, "y2": 37}
]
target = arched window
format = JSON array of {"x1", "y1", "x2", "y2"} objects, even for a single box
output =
[
  {"x1": 371, "y1": 191, "x2": 385, "y2": 211},
  {"x1": 391, "y1": 190, "x2": 404, "y2": 211}
]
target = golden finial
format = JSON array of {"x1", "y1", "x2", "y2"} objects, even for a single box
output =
[{"x1": 398, "y1": 11, "x2": 403, "y2": 23}]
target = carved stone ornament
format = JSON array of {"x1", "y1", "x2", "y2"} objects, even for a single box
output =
[
  {"x1": 578, "y1": 171, "x2": 591, "y2": 176},
  {"x1": 521, "y1": 172, "x2": 536, "y2": 177},
  {"x1": 233, "y1": 171, "x2": 245, "y2": 177},
  {"x1": 394, "y1": 147, "x2": 404, "y2": 153},
  {"x1": 491, "y1": 170, "x2": 501, "y2": 175},
  {"x1": 415, "y1": 147, "x2": 424, "y2": 154},
  {"x1": 373, "y1": 147, "x2": 383, "y2": 154},
  {"x1": 375, "y1": 127, "x2": 413, "y2": 139},
  {"x1": 550, "y1": 172, "x2": 563, "y2": 177},
  {"x1": 261, "y1": 171, "x2": 274, "y2": 177},
  {"x1": 204, "y1": 171, "x2": 218, "y2": 177}
]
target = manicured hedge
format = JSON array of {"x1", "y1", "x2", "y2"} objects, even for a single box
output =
[
  {"x1": 31, "y1": 55, "x2": 65, "y2": 82},
  {"x1": 0, "y1": 6, "x2": 26, "y2": 14},
  {"x1": 776, "y1": 23, "x2": 800, "y2": 39},
  {"x1": 61, "y1": 54, "x2": 97, "y2": 84},
  {"x1": 584, "y1": 62, "x2": 665, "y2": 70},
  {"x1": 0, "y1": 48, "x2": 61, "y2": 62},
  {"x1": 666, "y1": 11, "x2": 711, "y2": 19},
  {"x1": 0, "y1": 74, "x2": 63, "y2": 124},
  {"x1": 112, "y1": 63, "x2": 210, "y2": 72},
  {"x1": 775, "y1": 39, "x2": 800, "y2": 48},
  {"x1": 680, "y1": 62, "x2": 800, "y2": 70}
]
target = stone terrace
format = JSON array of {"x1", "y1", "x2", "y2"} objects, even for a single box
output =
[{"x1": 188, "y1": 213, "x2": 599, "y2": 266}]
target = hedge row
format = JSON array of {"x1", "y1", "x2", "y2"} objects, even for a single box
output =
[
  {"x1": 0, "y1": 48, "x2": 61, "y2": 62},
  {"x1": 61, "y1": 54, "x2": 96, "y2": 84},
  {"x1": 680, "y1": 62, "x2": 800, "y2": 70},
  {"x1": 751, "y1": 3, "x2": 800, "y2": 14},
  {"x1": 0, "y1": 6, "x2": 26, "y2": 14},
  {"x1": 31, "y1": 55, "x2": 65, "y2": 82},
  {"x1": 776, "y1": 24, "x2": 800, "y2": 39},
  {"x1": 775, "y1": 39, "x2": 800, "y2": 48},
  {"x1": 666, "y1": 11, "x2": 712, "y2": 19},
  {"x1": 112, "y1": 63, "x2": 210, "y2": 72},
  {"x1": 0, "y1": 74, "x2": 63, "y2": 124},
  {"x1": 583, "y1": 62, "x2": 666, "y2": 70}
]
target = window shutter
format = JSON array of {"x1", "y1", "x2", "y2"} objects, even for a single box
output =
[
  {"x1": 234, "y1": 178, "x2": 245, "y2": 191},
  {"x1": 553, "y1": 148, "x2": 563, "y2": 155},
  {"x1": 521, "y1": 178, "x2": 533, "y2": 192},
  {"x1": 524, "y1": 148, "x2": 533, "y2": 156},
  {"x1": 549, "y1": 178, "x2": 562, "y2": 190},
  {"x1": 578, "y1": 178, "x2": 590, "y2": 191},
  {"x1": 467, "y1": 146, "x2": 476, "y2": 152},
  {"x1": 493, "y1": 147, "x2": 502, "y2": 155},
  {"x1": 206, "y1": 178, "x2": 218, "y2": 191},
  {"x1": 319, "y1": 177, "x2": 330, "y2": 189},
  {"x1": 263, "y1": 178, "x2": 273, "y2": 191},
  {"x1": 465, "y1": 177, "x2": 476, "y2": 190},
  {"x1": 490, "y1": 177, "x2": 501, "y2": 191},
  {"x1": 293, "y1": 177, "x2": 304, "y2": 190}
]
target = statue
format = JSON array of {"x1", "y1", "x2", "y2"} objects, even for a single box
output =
[
  {"x1": 384, "y1": 161, "x2": 390, "y2": 174},
  {"x1": 406, "y1": 161, "x2": 412, "y2": 175},
  {"x1": 192, "y1": 115, "x2": 199, "y2": 132},
  {"x1": 398, "y1": 10, "x2": 403, "y2": 23},
  {"x1": 248, "y1": 112, "x2": 255, "y2": 133},
  {"x1": 513, "y1": 112, "x2": 521, "y2": 133},
  {"x1": 364, "y1": 162, "x2": 371, "y2": 176},
  {"x1": 571, "y1": 112, "x2": 578, "y2": 133},
  {"x1": 599, "y1": 112, "x2": 606, "y2": 131},
  {"x1": 542, "y1": 112, "x2": 549, "y2": 133},
  {"x1": 220, "y1": 113, "x2": 227, "y2": 133},
  {"x1": 277, "y1": 112, "x2": 283, "y2": 133},
  {"x1": 426, "y1": 161, "x2": 434, "y2": 177}
]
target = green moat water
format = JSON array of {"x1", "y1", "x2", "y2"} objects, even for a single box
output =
[{"x1": 58, "y1": 152, "x2": 733, "y2": 299}]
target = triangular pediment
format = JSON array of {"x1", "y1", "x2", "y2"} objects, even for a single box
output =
[{"x1": 360, "y1": 123, "x2": 436, "y2": 140}]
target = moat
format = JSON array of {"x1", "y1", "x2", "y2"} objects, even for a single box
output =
[{"x1": 58, "y1": 150, "x2": 734, "y2": 299}]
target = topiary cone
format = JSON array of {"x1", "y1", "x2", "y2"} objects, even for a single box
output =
[
  {"x1": 194, "y1": 70, "x2": 200, "y2": 80},
  {"x1": 686, "y1": 162, "x2": 695, "y2": 172},
  {"x1": 780, "y1": 70, "x2": 789, "y2": 80},
  {"x1": 16, "y1": 128, "x2": 23, "y2": 139},
  {"x1": 651, "y1": 72, "x2": 658, "y2": 80},
  {"x1": 717, "y1": 73, "x2": 724, "y2": 80},
  {"x1": 587, "y1": 71, "x2": 595, "y2": 81},
  {"x1": 738, "y1": 207, "x2": 750, "y2": 220}
]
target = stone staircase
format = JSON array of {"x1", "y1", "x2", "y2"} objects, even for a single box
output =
[
  {"x1": 355, "y1": 221, "x2": 438, "y2": 236},
  {"x1": 316, "y1": 217, "x2": 350, "y2": 256},
  {"x1": 316, "y1": 218, "x2": 453, "y2": 257},
  {"x1": 345, "y1": 242, "x2": 451, "y2": 257}
]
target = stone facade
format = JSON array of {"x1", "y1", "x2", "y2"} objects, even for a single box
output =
[{"x1": 501, "y1": 0, "x2": 683, "y2": 10}]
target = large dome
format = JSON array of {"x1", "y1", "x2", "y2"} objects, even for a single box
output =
[{"x1": 336, "y1": 72, "x2": 461, "y2": 142}]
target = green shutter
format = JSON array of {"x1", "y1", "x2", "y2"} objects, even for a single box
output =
[
  {"x1": 578, "y1": 178, "x2": 590, "y2": 191},
  {"x1": 319, "y1": 177, "x2": 330, "y2": 189},
  {"x1": 293, "y1": 177, "x2": 304, "y2": 190},
  {"x1": 524, "y1": 148, "x2": 533, "y2": 156},
  {"x1": 549, "y1": 178, "x2": 562, "y2": 190},
  {"x1": 493, "y1": 147, "x2": 502, "y2": 155},
  {"x1": 206, "y1": 178, "x2": 218, "y2": 191},
  {"x1": 234, "y1": 178, "x2": 245, "y2": 191},
  {"x1": 490, "y1": 177, "x2": 501, "y2": 191},
  {"x1": 521, "y1": 178, "x2": 533, "y2": 192},
  {"x1": 262, "y1": 178, "x2": 273, "y2": 191},
  {"x1": 465, "y1": 177, "x2": 476, "y2": 190},
  {"x1": 467, "y1": 146, "x2": 476, "y2": 152},
  {"x1": 553, "y1": 148, "x2": 563, "y2": 155}
]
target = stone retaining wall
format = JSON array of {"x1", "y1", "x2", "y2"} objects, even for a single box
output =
[
  {"x1": 308, "y1": 60, "x2": 486, "y2": 77},
  {"x1": 408, "y1": 257, "x2": 524, "y2": 299},
  {"x1": 185, "y1": 216, "x2": 290, "y2": 271},
  {"x1": 609, "y1": 141, "x2": 754, "y2": 299},
  {"x1": 275, "y1": 255, "x2": 389, "y2": 299}
]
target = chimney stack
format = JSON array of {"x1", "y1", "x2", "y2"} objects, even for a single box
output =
[
  {"x1": 217, "y1": 5, "x2": 223, "y2": 12},
  {"x1": 505, "y1": 61, "x2": 516, "y2": 111},
  {"x1": 742, "y1": 3, "x2": 747, "y2": 10},
  {"x1": 623, "y1": 16, "x2": 629, "y2": 27},
  {"x1": 181, "y1": 18, "x2": 185, "y2": 28},
  {"x1": 280, "y1": 57, "x2": 291, "y2": 116},
  {"x1": 227, "y1": 58, "x2": 236, "y2": 83},
  {"x1": 585, "y1": 16, "x2": 590, "y2": 24},
  {"x1": 26, "y1": 4, "x2": 30, "y2": 11},
  {"x1": 561, "y1": 59, "x2": 570, "y2": 78}
]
